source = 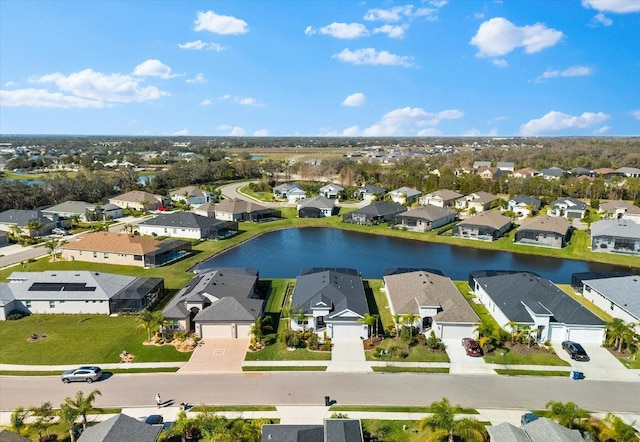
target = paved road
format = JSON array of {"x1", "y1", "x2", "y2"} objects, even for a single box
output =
[
  {"x1": 1, "y1": 372, "x2": 638, "y2": 413},
  {"x1": 0, "y1": 246, "x2": 47, "y2": 269}
]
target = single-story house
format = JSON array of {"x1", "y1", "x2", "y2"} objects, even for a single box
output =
[
  {"x1": 297, "y1": 195, "x2": 338, "y2": 218},
  {"x1": 548, "y1": 197, "x2": 587, "y2": 220},
  {"x1": 383, "y1": 269, "x2": 479, "y2": 339},
  {"x1": 617, "y1": 166, "x2": 640, "y2": 178},
  {"x1": 453, "y1": 211, "x2": 512, "y2": 241},
  {"x1": 169, "y1": 185, "x2": 214, "y2": 207},
  {"x1": 506, "y1": 195, "x2": 542, "y2": 218},
  {"x1": 0, "y1": 231, "x2": 8, "y2": 245},
  {"x1": 573, "y1": 273, "x2": 640, "y2": 333},
  {"x1": 0, "y1": 429, "x2": 32, "y2": 442},
  {"x1": 59, "y1": 231, "x2": 192, "y2": 268},
  {"x1": 290, "y1": 268, "x2": 369, "y2": 339},
  {"x1": 388, "y1": 186, "x2": 422, "y2": 205},
  {"x1": 497, "y1": 161, "x2": 515, "y2": 172},
  {"x1": 538, "y1": 167, "x2": 567, "y2": 180},
  {"x1": 77, "y1": 413, "x2": 162, "y2": 442},
  {"x1": 514, "y1": 215, "x2": 571, "y2": 248},
  {"x1": 598, "y1": 200, "x2": 640, "y2": 222},
  {"x1": 356, "y1": 184, "x2": 387, "y2": 202},
  {"x1": 454, "y1": 191, "x2": 498, "y2": 213},
  {"x1": 473, "y1": 161, "x2": 491, "y2": 169},
  {"x1": 0, "y1": 271, "x2": 163, "y2": 318},
  {"x1": 570, "y1": 167, "x2": 595, "y2": 177},
  {"x1": 208, "y1": 198, "x2": 281, "y2": 222},
  {"x1": 393, "y1": 205, "x2": 456, "y2": 232},
  {"x1": 42, "y1": 200, "x2": 124, "y2": 222},
  {"x1": 163, "y1": 268, "x2": 263, "y2": 338},
  {"x1": 0, "y1": 209, "x2": 59, "y2": 237},
  {"x1": 108, "y1": 190, "x2": 167, "y2": 212},
  {"x1": 590, "y1": 218, "x2": 640, "y2": 255},
  {"x1": 261, "y1": 419, "x2": 364, "y2": 442},
  {"x1": 138, "y1": 212, "x2": 237, "y2": 240},
  {"x1": 487, "y1": 417, "x2": 584, "y2": 442},
  {"x1": 593, "y1": 167, "x2": 623, "y2": 178},
  {"x1": 469, "y1": 270, "x2": 606, "y2": 344},
  {"x1": 476, "y1": 166, "x2": 503, "y2": 180},
  {"x1": 273, "y1": 183, "x2": 307, "y2": 202},
  {"x1": 194, "y1": 201, "x2": 215, "y2": 218},
  {"x1": 419, "y1": 189, "x2": 463, "y2": 208},
  {"x1": 511, "y1": 167, "x2": 539, "y2": 179},
  {"x1": 342, "y1": 201, "x2": 406, "y2": 225},
  {"x1": 318, "y1": 183, "x2": 344, "y2": 199}
]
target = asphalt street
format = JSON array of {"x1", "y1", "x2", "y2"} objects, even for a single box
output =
[{"x1": 1, "y1": 372, "x2": 638, "y2": 413}]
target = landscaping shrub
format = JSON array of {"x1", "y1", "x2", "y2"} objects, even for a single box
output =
[{"x1": 7, "y1": 310, "x2": 28, "y2": 320}]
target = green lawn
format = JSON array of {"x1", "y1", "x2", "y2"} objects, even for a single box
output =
[
  {"x1": 242, "y1": 366, "x2": 326, "y2": 371},
  {"x1": 483, "y1": 348, "x2": 570, "y2": 366},
  {"x1": 365, "y1": 338, "x2": 450, "y2": 363},
  {"x1": 244, "y1": 339, "x2": 331, "y2": 361},
  {"x1": 372, "y1": 366, "x2": 449, "y2": 373},
  {"x1": 494, "y1": 369, "x2": 570, "y2": 377},
  {"x1": 0, "y1": 315, "x2": 191, "y2": 365},
  {"x1": 361, "y1": 419, "x2": 429, "y2": 442}
]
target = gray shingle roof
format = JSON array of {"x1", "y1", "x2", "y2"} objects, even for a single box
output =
[
  {"x1": 292, "y1": 268, "x2": 368, "y2": 317},
  {"x1": 350, "y1": 202, "x2": 406, "y2": 217},
  {"x1": 325, "y1": 419, "x2": 364, "y2": 442},
  {"x1": 139, "y1": 212, "x2": 229, "y2": 229},
  {"x1": 390, "y1": 187, "x2": 422, "y2": 198},
  {"x1": 214, "y1": 198, "x2": 269, "y2": 214},
  {"x1": 77, "y1": 414, "x2": 161, "y2": 442},
  {"x1": 260, "y1": 425, "x2": 324, "y2": 442},
  {"x1": 470, "y1": 271, "x2": 605, "y2": 326},
  {"x1": 430, "y1": 189, "x2": 463, "y2": 201},
  {"x1": 42, "y1": 200, "x2": 93, "y2": 215},
  {"x1": 0, "y1": 209, "x2": 54, "y2": 227},
  {"x1": 523, "y1": 417, "x2": 584, "y2": 442},
  {"x1": 0, "y1": 429, "x2": 32, "y2": 442},
  {"x1": 298, "y1": 195, "x2": 335, "y2": 209},
  {"x1": 510, "y1": 195, "x2": 542, "y2": 209},
  {"x1": 397, "y1": 205, "x2": 455, "y2": 222},
  {"x1": 486, "y1": 422, "x2": 531, "y2": 442},
  {"x1": 591, "y1": 218, "x2": 640, "y2": 239},
  {"x1": 582, "y1": 275, "x2": 640, "y2": 319}
]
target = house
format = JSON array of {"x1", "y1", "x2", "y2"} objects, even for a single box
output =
[
  {"x1": 469, "y1": 270, "x2": 606, "y2": 344},
  {"x1": 163, "y1": 268, "x2": 263, "y2": 338},
  {"x1": 598, "y1": 200, "x2": 640, "y2": 222},
  {"x1": 473, "y1": 160, "x2": 491, "y2": 169},
  {"x1": 42, "y1": 200, "x2": 124, "y2": 222},
  {"x1": 393, "y1": 205, "x2": 456, "y2": 232},
  {"x1": 77, "y1": 413, "x2": 162, "y2": 442},
  {"x1": 476, "y1": 166, "x2": 503, "y2": 180},
  {"x1": 59, "y1": 231, "x2": 192, "y2": 267},
  {"x1": 388, "y1": 186, "x2": 422, "y2": 205},
  {"x1": 209, "y1": 198, "x2": 281, "y2": 222},
  {"x1": 419, "y1": 189, "x2": 463, "y2": 207},
  {"x1": 497, "y1": 161, "x2": 515, "y2": 172},
  {"x1": 0, "y1": 429, "x2": 32, "y2": 442},
  {"x1": 590, "y1": 218, "x2": 640, "y2": 255},
  {"x1": 538, "y1": 167, "x2": 567, "y2": 179},
  {"x1": 514, "y1": 216, "x2": 571, "y2": 248},
  {"x1": 356, "y1": 184, "x2": 387, "y2": 202},
  {"x1": 297, "y1": 195, "x2": 338, "y2": 218},
  {"x1": 487, "y1": 417, "x2": 584, "y2": 442},
  {"x1": 0, "y1": 271, "x2": 163, "y2": 318},
  {"x1": 454, "y1": 191, "x2": 498, "y2": 213},
  {"x1": 570, "y1": 167, "x2": 594, "y2": 177},
  {"x1": 506, "y1": 195, "x2": 542, "y2": 218},
  {"x1": 573, "y1": 273, "x2": 640, "y2": 332},
  {"x1": 0, "y1": 231, "x2": 8, "y2": 245},
  {"x1": 318, "y1": 183, "x2": 344, "y2": 199},
  {"x1": 138, "y1": 212, "x2": 237, "y2": 240},
  {"x1": 511, "y1": 167, "x2": 539, "y2": 179},
  {"x1": 289, "y1": 268, "x2": 369, "y2": 339},
  {"x1": 617, "y1": 166, "x2": 640, "y2": 178},
  {"x1": 593, "y1": 167, "x2": 622, "y2": 179},
  {"x1": 383, "y1": 269, "x2": 479, "y2": 339},
  {"x1": 108, "y1": 190, "x2": 167, "y2": 212},
  {"x1": 261, "y1": 419, "x2": 364, "y2": 442},
  {"x1": 548, "y1": 197, "x2": 587, "y2": 219},
  {"x1": 342, "y1": 201, "x2": 406, "y2": 225},
  {"x1": 170, "y1": 185, "x2": 214, "y2": 207},
  {"x1": 273, "y1": 183, "x2": 307, "y2": 202},
  {"x1": 453, "y1": 211, "x2": 512, "y2": 241},
  {"x1": 0, "y1": 209, "x2": 59, "y2": 237},
  {"x1": 194, "y1": 201, "x2": 216, "y2": 218}
]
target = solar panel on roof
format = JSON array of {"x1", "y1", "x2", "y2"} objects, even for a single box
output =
[{"x1": 28, "y1": 282, "x2": 96, "y2": 292}]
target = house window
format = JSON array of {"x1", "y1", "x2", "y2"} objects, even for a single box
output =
[
  {"x1": 49, "y1": 301, "x2": 55, "y2": 309},
  {"x1": 610, "y1": 302, "x2": 615, "y2": 311},
  {"x1": 104, "y1": 253, "x2": 109, "y2": 259},
  {"x1": 169, "y1": 320, "x2": 180, "y2": 330},
  {"x1": 93, "y1": 252, "x2": 97, "y2": 258},
  {"x1": 25, "y1": 301, "x2": 31, "y2": 308},
  {"x1": 134, "y1": 255, "x2": 142, "y2": 261}
]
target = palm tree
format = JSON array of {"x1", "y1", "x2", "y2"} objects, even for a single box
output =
[
  {"x1": 137, "y1": 309, "x2": 157, "y2": 342},
  {"x1": 420, "y1": 397, "x2": 487, "y2": 442},
  {"x1": 358, "y1": 313, "x2": 377, "y2": 344},
  {"x1": 8, "y1": 224, "x2": 23, "y2": 240},
  {"x1": 25, "y1": 220, "x2": 45, "y2": 238},
  {"x1": 393, "y1": 313, "x2": 402, "y2": 337},
  {"x1": 153, "y1": 310, "x2": 169, "y2": 341},
  {"x1": 166, "y1": 410, "x2": 196, "y2": 442},
  {"x1": 598, "y1": 412, "x2": 638, "y2": 442},
  {"x1": 403, "y1": 312, "x2": 419, "y2": 335},
  {"x1": 296, "y1": 308, "x2": 307, "y2": 332},
  {"x1": 545, "y1": 400, "x2": 589, "y2": 429},
  {"x1": 58, "y1": 403, "x2": 81, "y2": 442},
  {"x1": 10, "y1": 406, "x2": 28, "y2": 436},
  {"x1": 606, "y1": 318, "x2": 635, "y2": 352},
  {"x1": 28, "y1": 401, "x2": 56, "y2": 441},
  {"x1": 64, "y1": 389, "x2": 101, "y2": 430}
]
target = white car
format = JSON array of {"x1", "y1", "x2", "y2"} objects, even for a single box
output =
[{"x1": 52, "y1": 228, "x2": 69, "y2": 235}]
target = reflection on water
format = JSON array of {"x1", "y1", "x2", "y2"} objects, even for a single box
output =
[{"x1": 195, "y1": 227, "x2": 636, "y2": 282}]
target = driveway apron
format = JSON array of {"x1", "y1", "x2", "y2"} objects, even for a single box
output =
[
  {"x1": 444, "y1": 339, "x2": 496, "y2": 375},
  {"x1": 553, "y1": 342, "x2": 639, "y2": 382},
  {"x1": 177, "y1": 338, "x2": 249, "y2": 374},
  {"x1": 326, "y1": 338, "x2": 372, "y2": 373}
]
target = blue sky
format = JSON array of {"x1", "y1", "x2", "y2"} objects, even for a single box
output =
[{"x1": 1, "y1": 0, "x2": 639, "y2": 137}]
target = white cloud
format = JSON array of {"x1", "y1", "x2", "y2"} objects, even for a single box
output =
[
  {"x1": 359, "y1": 106, "x2": 464, "y2": 136},
  {"x1": 593, "y1": 125, "x2": 610, "y2": 134},
  {"x1": 305, "y1": 23, "x2": 369, "y2": 39},
  {"x1": 470, "y1": 17, "x2": 563, "y2": 57},
  {"x1": 186, "y1": 73, "x2": 206, "y2": 84},
  {"x1": 630, "y1": 110, "x2": 640, "y2": 120},
  {"x1": 0, "y1": 88, "x2": 104, "y2": 108},
  {"x1": 3, "y1": 81, "x2": 18, "y2": 87},
  {"x1": 373, "y1": 24, "x2": 408, "y2": 38},
  {"x1": 218, "y1": 124, "x2": 232, "y2": 130},
  {"x1": 492, "y1": 59, "x2": 508, "y2": 68},
  {"x1": 133, "y1": 59, "x2": 180, "y2": 79},
  {"x1": 463, "y1": 128, "x2": 499, "y2": 136},
  {"x1": 219, "y1": 95, "x2": 264, "y2": 107},
  {"x1": 178, "y1": 40, "x2": 227, "y2": 51},
  {"x1": 364, "y1": 5, "x2": 437, "y2": 22},
  {"x1": 582, "y1": 0, "x2": 640, "y2": 13},
  {"x1": 590, "y1": 12, "x2": 613, "y2": 26},
  {"x1": 342, "y1": 92, "x2": 366, "y2": 107},
  {"x1": 333, "y1": 48, "x2": 414, "y2": 67},
  {"x1": 342, "y1": 126, "x2": 361, "y2": 136},
  {"x1": 417, "y1": 127, "x2": 442, "y2": 136},
  {"x1": 535, "y1": 66, "x2": 593, "y2": 82},
  {"x1": 253, "y1": 129, "x2": 269, "y2": 136},
  {"x1": 29, "y1": 68, "x2": 169, "y2": 103},
  {"x1": 195, "y1": 10, "x2": 249, "y2": 35},
  {"x1": 200, "y1": 99, "x2": 212, "y2": 106},
  {"x1": 520, "y1": 110, "x2": 610, "y2": 135},
  {"x1": 174, "y1": 129, "x2": 189, "y2": 135},
  {"x1": 229, "y1": 126, "x2": 246, "y2": 136}
]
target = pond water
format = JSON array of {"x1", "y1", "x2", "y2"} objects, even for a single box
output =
[{"x1": 194, "y1": 227, "x2": 636, "y2": 282}]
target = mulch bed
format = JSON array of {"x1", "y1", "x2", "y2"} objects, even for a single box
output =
[{"x1": 362, "y1": 336, "x2": 385, "y2": 350}]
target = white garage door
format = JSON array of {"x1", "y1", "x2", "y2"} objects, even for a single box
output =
[
  {"x1": 200, "y1": 323, "x2": 253, "y2": 339},
  {"x1": 331, "y1": 324, "x2": 366, "y2": 339},
  {"x1": 437, "y1": 323, "x2": 475, "y2": 341},
  {"x1": 549, "y1": 325, "x2": 566, "y2": 342},
  {"x1": 567, "y1": 328, "x2": 604, "y2": 344},
  {"x1": 236, "y1": 324, "x2": 252, "y2": 339}
]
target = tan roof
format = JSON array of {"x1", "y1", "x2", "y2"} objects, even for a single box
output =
[
  {"x1": 458, "y1": 211, "x2": 512, "y2": 229},
  {"x1": 170, "y1": 186, "x2": 206, "y2": 198},
  {"x1": 431, "y1": 189, "x2": 463, "y2": 200},
  {"x1": 60, "y1": 232, "x2": 162, "y2": 255},
  {"x1": 215, "y1": 198, "x2": 267, "y2": 214},
  {"x1": 599, "y1": 200, "x2": 640, "y2": 214},
  {"x1": 384, "y1": 271, "x2": 479, "y2": 323},
  {"x1": 110, "y1": 190, "x2": 163, "y2": 204},
  {"x1": 518, "y1": 215, "x2": 570, "y2": 235}
]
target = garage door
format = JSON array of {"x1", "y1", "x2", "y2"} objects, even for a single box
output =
[
  {"x1": 331, "y1": 324, "x2": 366, "y2": 339},
  {"x1": 236, "y1": 324, "x2": 252, "y2": 339},
  {"x1": 436, "y1": 323, "x2": 475, "y2": 340},
  {"x1": 567, "y1": 328, "x2": 605, "y2": 344},
  {"x1": 200, "y1": 324, "x2": 233, "y2": 339}
]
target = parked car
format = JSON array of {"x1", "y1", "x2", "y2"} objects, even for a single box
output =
[
  {"x1": 462, "y1": 338, "x2": 482, "y2": 357},
  {"x1": 142, "y1": 415, "x2": 164, "y2": 426},
  {"x1": 562, "y1": 341, "x2": 590, "y2": 361},
  {"x1": 52, "y1": 227, "x2": 69, "y2": 235},
  {"x1": 61, "y1": 366, "x2": 102, "y2": 383},
  {"x1": 521, "y1": 412, "x2": 539, "y2": 425}
]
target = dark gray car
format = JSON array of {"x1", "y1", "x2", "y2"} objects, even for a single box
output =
[
  {"x1": 61, "y1": 366, "x2": 102, "y2": 383},
  {"x1": 562, "y1": 341, "x2": 590, "y2": 361}
]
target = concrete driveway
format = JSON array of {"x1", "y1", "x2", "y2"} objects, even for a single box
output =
[
  {"x1": 326, "y1": 338, "x2": 372, "y2": 373},
  {"x1": 177, "y1": 338, "x2": 249, "y2": 374},
  {"x1": 552, "y1": 342, "x2": 639, "y2": 382},
  {"x1": 444, "y1": 339, "x2": 496, "y2": 375}
]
